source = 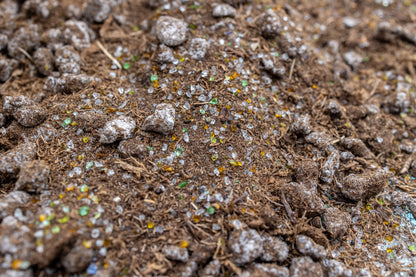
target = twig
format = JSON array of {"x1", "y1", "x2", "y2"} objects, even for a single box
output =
[
  {"x1": 17, "y1": 47, "x2": 34, "y2": 63},
  {"x1": 400, "y1": 154, "x2": 415, "y2": 175},
  {"x1": 280, "y1": 191, "x2": 297, "y2": 224},
  {"x1": 96, "y1": 41, "x2": 122, "y2": 69},
  {"x1": 365, "y1": 79, "x2": 380, "y2": 102},
  {"x1": 288, "y1": 58, "x2": 296, "y2": 82}
]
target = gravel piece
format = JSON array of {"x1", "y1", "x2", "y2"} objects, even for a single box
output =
[
  {"x1": 2, "y1": 270, "x2": 33, "y2": 277},
  {"x1": 44, "y1": 74, "x2": 100, "y2": 94},
  {"x1": 341, "y1": 169, "x2": 389, "y2": 201},
  {"x1": 340, "y1": 151, "x2": 354, "y2": 162},
  {"x1": 163, "y1": 245, "x2": 189, "y2": 262},
  {"x1": 340, "y1": 137, "x2": 373, "y2": 159},
  {"x1": 229, "y1": 228, "x2": 263, "y2": 265},
  {"x1": 33, "y1": 48, "x2": 54, "y2": 76},
  {"x1": 323, "y1": 207, "x2": 351, "y2": 238},
  {"x1": 260, "y1": 233, "x2": 289, "y2": 262},
  {"x1": 84, "y1": 0, "x2": 112, "y2": 23},
  {"x1": 155, "y1": 16, "x2": 187, "y2": 47},
  {"x1": 55, "y1": 46, "x2": 81, "y2": 75},
  {"x1": 290, "y1": 256, "x2": 323, "y2": 277},
  {"x1": 385, "y1": 91, "x2": 411, "y2": 114},
  {"x1": 241, "y1": 264, "x2": 289, "y2": 277},
  {"x1": 0, "y1": 142, "x2": 37, "y2": 181},
  {"x1": 100, "y1": 116, "x2": 136, "y2": 144},
  {"x1": 15, "y1": 160, "x2": 50, "y2": 193},
  {"x1": 118, "y1": 139, "x2": 147, "y2": 158},
  {"x1": 7, "y1": 24, "x2": 40, "y2": 59},
  {"x1": 142, "y1": 103, "x2": 175, "y2": 134},
  {"x1": 199, "y1": 260, "x2": 221, "y2": 277},
  {"x1": 261, "y1": 54, "x2": 286, "y2": 78},
  {"x1": 0, "y1": 216, "x2": 35, "y2": 261},
  {"x1": 296, "y1": 235, "x2": 327, "y2": 260},
  {"x1": 342, "y1": 51, "x2": 362, "y2": 70},
  {"x1": 322, "y1": 259, "x2": 353, "y2": 277},
  {"x1": 13, "y1": 105, "x2": 47, "y2": 127},
  {"x1": 256, "y1": 10, "x2": 282, "y2": 38},
  {"x1": 62, "y1": 243, "x2": 94, "y2": 273},
  {"x1": 188, "y1": 38, "x2": 209, "y2": 60},
  {"x1": 0, "y1": 56, "x2": 18, "y2": 83},
  {"x1": 42, "y1": 28, "x2": 64, "y2": 51},
  {"x1": 0, "y1": 34, "x2": 8, "y2": 51},
  {"x1": 320, "y1": 151, "x2": 340, "y2": 184},
  {"x1": 291, "y1": 114, "x2": 312, "y2": 136},
  {"x1": 63, "y1": 20, "x2": 96, "y2": 51},
  {"x1": 0, "y1": 191, "x2": 31, "y2": 221},
  {"x1": 212, "y1": 4, "x2": 236, "y2": 18},
  {"x1": 157, "y1": 44, "x2": 175, "y2": 63}
]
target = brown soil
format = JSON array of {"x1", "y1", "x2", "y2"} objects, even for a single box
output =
[{"x1": 1, "y1": 0, "x2": 416, "y2": 276}]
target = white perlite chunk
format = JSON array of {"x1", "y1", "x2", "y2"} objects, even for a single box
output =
[
  {"x1": 322, "y1": 259, "x2": 353, "y2": 277},
  {"x1": 163, "y1": 245, "x2": 189, "y2": 262},
  {"x1": 200, "y1": 259, "x2": 221, "y2": 276},
  {"x1": 155, "y1": 16, "x2": 187, "y2": 47},
  {"x1": 100, "y1": 116, "x2": 136, "y2": 144},
  {"x1": 342, "y1": 51, "x2": 362, "y2": 69},
  {"x1": 212, "y1": 4, "x2": 236, "y2": 18},
  {"x1": 260, "y1": 233, "x2": 289, "y2": 262},
  {"x1": 188, "y1": 38, "x2": 209, "y2": 60},
  {"x1": 229, "y1": 228, "x2": 263, "y2": 265},
  {"x1": 142, "y1": 104, "x2": 175, "y2": 134},
  {"x1": 290, "y1": 256, "x2": 323, "y2": 277},
  {"x1": 295, "y1": 235, "x2": 327, "y2": 260}
]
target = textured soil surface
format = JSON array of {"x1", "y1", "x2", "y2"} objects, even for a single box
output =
[{"x1": 1, "y1": 0, "x2": 416, "y2": 276}]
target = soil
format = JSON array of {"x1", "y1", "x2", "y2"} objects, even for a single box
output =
[{"x1": 1, "y1": 0, "x2": 416, "y2": 276}]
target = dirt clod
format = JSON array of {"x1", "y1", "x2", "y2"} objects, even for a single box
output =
[
  {"x1": 13, "y1": 105, "x2": 47, "y2": 128},
  {"x1": 340, "y1": 169, "x2": 389, "y2": 201},
  {"x1": 260, "y1": 233, "x2": 289, "y2": 262},
  {"x1": 229, "y1": 228, "x2": 263, "y2": 265},
  {"x1": 212, "y1": 4, "x2": 236, "y2": 18},
  {"x1": 61, "y1": 243, "x2": 94, "y2": 273},
  {"x1": 295, "y1": 235, "x2": 327, "y2": 260},
  {"x1": 290, "y1": 256, "x2": 323, "y2": 277},
  {"x1": 155, "y1": 16, "x2": 187, "y2": 47},
  {"x1": 323, "y1": 207, "x2": 351, "y2": 238},
  {"x1": 15, "y1": 160, "x2": 50, "y2": 193},
  {"x1": 142, "y1": 103, "x2": 175, "y2": 134},
  {"x1": 0, "y1": 142, "x2": 37, "y2": 181},
  {"x1": 199, "y1": 259, "x2": 221, "y2": 277},
  {"x1": 163, "y1": 245, "x2": 189, "y2": 263},
  {"x1": 33, "y1": 48, "x2": 54, "y2": 76}
]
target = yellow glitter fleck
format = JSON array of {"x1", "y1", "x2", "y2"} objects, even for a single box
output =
[
  {"x1": 83, "y1": 240, "x2": 92, "y2": 249},
  {"x1": 12, "y1": 260, "x2": 21, "y2": 270},
  {"x1": 192, "y1": 215, "x2": 201, "y2": 222},
  {"x1": 83, "y1": 137, "x2": 89, "y2": 143},
  {"x1": 179, "y1": 240, "x2": 189, "y2": 248},
  {"x1": 39, "y1": 214, "x2": 46, "y2": 222},
  {"x1": 147, "y1": 222, "x2": 154, "y2": 229},
  {"x1": 385, "y1": 235, "x2": 393, "y2": 242}
]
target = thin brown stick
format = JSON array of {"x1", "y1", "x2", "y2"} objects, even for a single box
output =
[
  {"x1": 96, "y1": 41, "x2": 122, "y2": 69},
  {"x1": 17, "y1": 47, "x2": 34, "y2": 63},
  {"x1": 280, "y1": 191, "x2": 297, "y2": 224},
  {"x1": 288, "y1": 58, "x2": 296, "y2": 82}
]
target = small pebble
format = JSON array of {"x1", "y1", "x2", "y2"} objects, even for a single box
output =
[
  {"x1": 155, "y1": 16, "x2": 187, "y2": 47},
  {"x1": 229, "y1": 228, "x2": 263, "y2": 265},
  {"x1": 100, "y1": 116, "x2": 136, "y2": 144},
  {"x1": 63, "y1": 20, "x2": 96, "y2": 51},
  {"x1": 163, "y1": 245, "x2": 189, "y2": 262},
  {"x1": 290, "y1": 256, "x2": 323, "y2": 277},
  {"x1": 291, "y1": 114, "x2": 312, "y2": 136},
  {"x1": 261, "y1": 54, "x2": 286, "y2": 78},
  {"x1": 55, "y1": 45, "x2": 81, "y2": 75},
  {"x1": 15, "y1": 160, "x2": 50, "y2": 193},
  {"x1": 142, "y1": 103, "x2": 175, "y2": 134},
  {"x1": 212, "y1": 4, "x2": 236, "y2": 18},
  {"x1": 157, "y1": 44, "x2": 175, "y2": 63},
  {"x1": 296, "y1": 235, "x2": 327, "y2": 260}
]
